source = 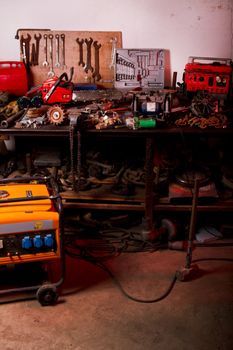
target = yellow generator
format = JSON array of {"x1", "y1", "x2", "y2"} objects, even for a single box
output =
[{"x1": 0, "y1": 176, "x2": 65, "y2": 305}]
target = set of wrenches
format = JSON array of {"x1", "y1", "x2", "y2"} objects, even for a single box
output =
[
  {"x1": 76, "y1": 37, "x2": 102, "y2": 81},
  {"x1": 20, "y1": 33, "x2": 66, "y2": 76},
  {"x1": 42, "y1": 33, "x2": 66, "y2": 77}
]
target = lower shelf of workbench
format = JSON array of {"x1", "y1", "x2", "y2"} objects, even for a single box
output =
[{"x1": 61, "y1": 185, "x2": 233, "y2": 212}]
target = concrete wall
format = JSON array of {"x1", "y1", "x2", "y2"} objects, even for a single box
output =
[{"x1": 0, "y1": 0, "x2": 232, "y2": 83}]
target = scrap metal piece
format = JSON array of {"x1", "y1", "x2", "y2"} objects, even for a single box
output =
[{"x1": 47, "y1": 105, "x2": 65, "y2": 125}]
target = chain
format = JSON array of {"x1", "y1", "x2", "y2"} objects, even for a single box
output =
[
  {"x1": 69, "y1": 124, "x2": 75, "y2": 190},
  {"x1": 76, "y1": 130, "x2": 81, "y2": 193}
]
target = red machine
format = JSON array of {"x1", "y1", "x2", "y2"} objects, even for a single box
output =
[
  {"x1": 18, "y1": 68, "x2": 74, "y2": 109},
  {"x1": 0, "y1": 61, "x2": 28, "y2": 96},
  {"x1": 184, "y1": 57, "x2": 232, "y2": 96},
  {"x1": 17, "y1": 69, "x2": 74, "y2": 124}
]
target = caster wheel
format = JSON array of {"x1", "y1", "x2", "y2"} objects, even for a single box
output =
[{"x1": 36, "y1": 284, "x2": 58, "y2": 306}]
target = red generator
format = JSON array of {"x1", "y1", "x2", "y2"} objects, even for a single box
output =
[
  {"x1": 0, "y1": 61, "x2": 28, "y2": 96},
  {"x1": 184, "y1": 56, "x2": 232, "y2": 97}
]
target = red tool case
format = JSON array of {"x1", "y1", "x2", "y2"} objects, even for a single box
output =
[
  {"x1": 0, "y1": 61, "x2": 28, "y2": 96},
  {"x1": 184, "y1": 56, "x2": 232, "y2": 95}
]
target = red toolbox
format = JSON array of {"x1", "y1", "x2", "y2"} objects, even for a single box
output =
[
  {"x1": 0, "y1": 61, "x2": 28, "y2": 96},
  {"x1": 184, "y1": 56, "x2": 232, "y2": 95}
]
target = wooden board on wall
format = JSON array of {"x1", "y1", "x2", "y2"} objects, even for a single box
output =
[{"x1": 17, "y1": 29, "x2": 122, "y2": 88}]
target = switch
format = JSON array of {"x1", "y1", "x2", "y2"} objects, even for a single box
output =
[
  {"x1": 44, "y1": 234, "x2": 54, "y2": 248},
  {"x1": 33, "y1": 235, "x2": 43, "y2": 248},
  {"x1": 22, "y1": 236, "x2": 32, "y2": 249}
]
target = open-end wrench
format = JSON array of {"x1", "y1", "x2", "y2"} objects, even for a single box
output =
[
  {"x1": 76, "y1": 38, "x2": 85, "y2": 67},
  {"x1": 30, "y1": 43, "x2": 36, "y2": 65},
  {"x1": 34, "y1": 33, "x2": 42, "y2": 66},
  {"x1": 48, "y1": 34, "x2": 55, "y2": 77},
  {"x1": 42, "y1": 34, "x2": 49, "y2": 67},
  {"x1": 55, "y1": 34, "x2": 61, "y2": 68},
  {"x1": 109, "y1": 37, "x2": 117, "y2": 69},
  {"x1": 92, "y1": 41, "x2": 102, "y2": 81},
  {"x1": 60, "y1": 34, "x2": 66, "y2": 69},
  {"x1": 84, "y1": 37, "x2": 94, "y2": 73},
  {"x1": 20, "y1": 34, "x2": 31, "y2": 70}
]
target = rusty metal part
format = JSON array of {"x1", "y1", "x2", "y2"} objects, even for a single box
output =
[
  {"x1": 75, "y1": 131, "x2": 81, "y2": 193},
  {"x1": 55, "y1": 34, "x2": 61, "y2": 68},
  {"x1": 30, "y1": 43, "x2": 36, "y2": 65},
  {"x1": 0, "y1": 109, "x2": 25, "y2": 128},
  {"x1": 47, "y1": 105, "x2": 65, "y2": 124},
  {"x1": 34, "y1": 33, "x2": 42, "y2": 65},
  {"x1": 20, "y1": 34, "x2": 31, "y2": 69},
  {"x1": 42, "y1": 34, "x2": 49, "y2": 67},
  {"x1": 0, "y1": 101, "x2": 19, "y2": 117},
  {"x1": 69, "y1": 123, "x2": 75, "y2": 190},
  {"x1": 48, "y1": 34, "x2": 55, "y2": 77},
  {"x1": 76, "y1": 38, "x2": 85, "y2": 67},
  {"x1": 175, "y1": 114, "x2": 228, "y2": 129},
  {"x1": 92, "y1": 41, "x2": 102, "y2": 81},
  {"x1": 60, "y1": 34, "x2": 66, "y2": 69},
  {"x1": 109, "y1": 37, "x2": 117, "y2": 69},
  {"x1": 73, "y1": 89, "x2": 123, "y2": 102},
  {"x1": 84, "y1": 37, "x2": 94, "y2": 73}
]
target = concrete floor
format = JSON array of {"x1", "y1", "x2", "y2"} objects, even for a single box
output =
[{"x1": 0, "y1": 244, "x2": 232, "y2": 350}]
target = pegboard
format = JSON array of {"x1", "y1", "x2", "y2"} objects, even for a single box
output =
[{"x1": 16, "y1": 29, "x2": 122, "y2": 88}]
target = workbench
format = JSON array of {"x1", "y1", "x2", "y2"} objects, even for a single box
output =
[{"x1": 1, "y1": 125, "x2": 233, "y2": 235}]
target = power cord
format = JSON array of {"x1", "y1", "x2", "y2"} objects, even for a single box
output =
[
  {"x1": 64, "y1": 231, "x2": 233, "y2": 304},
  {"x1": 65, "y1": 247, "x2": 177, "y2": 303}
]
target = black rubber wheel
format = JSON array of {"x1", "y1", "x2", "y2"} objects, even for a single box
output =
[
  {"x1": 17, "y1": 96, "x2": 31, "y2": 109},
  {"x1": 31, "y1": 95, "x2": 43, "y2": 108},
  {"x1": 36, "y1": 284, "x2": 58, "y2": 306}
]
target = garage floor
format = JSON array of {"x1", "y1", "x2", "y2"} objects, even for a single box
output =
[{"x1": 0, "y1": 243, "x2": 232, "y2": 350}]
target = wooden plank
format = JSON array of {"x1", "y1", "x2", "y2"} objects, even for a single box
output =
[
  {"x1": 62, "y1": 202, "x2": 144, "y2": 211},
  {"x1": 61, "y1": 185, "x2": 145, "y2": 203},
  {"x1": 17, "y1": 29, "x2": 122, "y2": 88}
]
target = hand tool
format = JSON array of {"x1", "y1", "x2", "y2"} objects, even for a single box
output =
[
  {"x1": 60, "y1": 34, "x2": 66, "y2": 69},
  {"x1": 48, "y1": 34, "x2": 55, "y2": 77},
  {"x1": 30, "y1": 43, "x2": 36, "y2": 65},
  {"x1": 34, "y1": 33, "x2": 42, "y2": 66},
  {"x1": 84, "y1": 37, "x2": 94, "y2": 73},
  {"x1": 55, "y1": 34, "x2": 61, "y2": 68},
  {"x1": 92, "y1": 41, "x2": 102, "y2": 81},
  {"x1": 109, "y1": 37, "x2": 117, "y2": 69},
  {"x1": 76, "y1": 38, "x2": 85, "y2": 67},
  {"x1": 42, "y1": 34, "x2": 49, "y2": 67},
  {"x1": 20, "y1": 34, "x2": 31, "y2": 70}
]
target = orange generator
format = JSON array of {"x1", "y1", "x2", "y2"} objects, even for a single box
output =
[{"x1": 0, "y1": 176, "x2": 65, "y2": 305}]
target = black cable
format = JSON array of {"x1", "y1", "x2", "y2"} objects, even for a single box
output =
[
  {"x1": 192, "y1": 257, "x2": 233, "y2": 263},
  {"x1": 92, "y1": 260, "x2": 178, "y2": 303},
  {"x1": 65, "y1": 248, "x2": 177, "y2": 303}
]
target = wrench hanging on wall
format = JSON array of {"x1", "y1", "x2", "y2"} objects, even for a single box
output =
[
  {"x1": 20, "y1": 34, "x2": 31, "y2": 71},
  {"x1": 76, "y1": 38, "x2": 85, "y2": 67},
  {"x1": 55, "y1": 34, "x2": 61, "y2": 68},
  {"x1": 92, "y1": 41, "x2": 102, "y2": 81},
  {"x1": 48, "y1": 34, "x2": 55, "y2": 77},
  {"x1": 33, "y1": 33, "x2": 42, "y2": 66},
  {"x1": 42, "y1": 34, "x2": 49, "y2": 67},
  {"x1": 60, "y1": 34, "x2": 66, "y2": 69},
  {"x1": 84, "y1": 37, "x2": 94, "y2": 74}
]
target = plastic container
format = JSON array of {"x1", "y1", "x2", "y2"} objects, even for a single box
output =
[{"x1": 0, "y1": 61, "x2": 28, "y2": 96}]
